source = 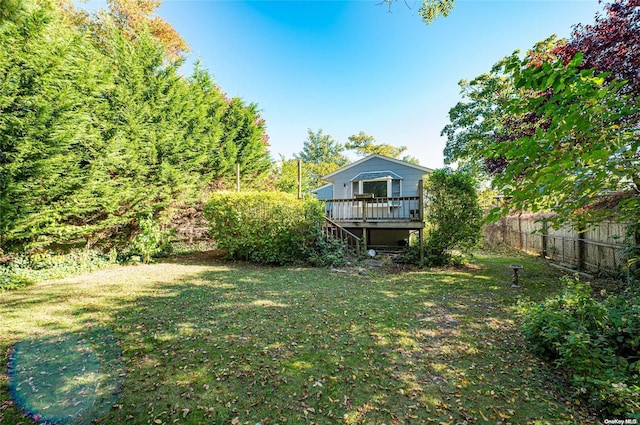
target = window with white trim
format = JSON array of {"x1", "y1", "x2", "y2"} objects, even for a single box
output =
[
  {"x1": 351, "y1": 171, "x2": 403, "y2": 198},
  {"x1": 362, "y1": 180, "x2": 387, "y2": 198}
]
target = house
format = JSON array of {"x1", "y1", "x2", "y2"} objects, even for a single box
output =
[
  {"x1": 310, "y1": 183, "x2": 333, "y2": 200},
  {"x1": 314, "y1": 154, "x2": 433, "y2": 252}
]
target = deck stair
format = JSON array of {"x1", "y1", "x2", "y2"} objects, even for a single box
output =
[{"x1": 322, "y1": 217, "x2": 362, "y2": 257}]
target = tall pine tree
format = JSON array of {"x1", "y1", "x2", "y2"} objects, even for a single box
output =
[{"x1": 0, "y1": 0, "x2": 273, "y2": 251}]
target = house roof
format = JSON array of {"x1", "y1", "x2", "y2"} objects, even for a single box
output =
[
  {"x1": 322, "y1": 154, "x2": 434, "y2": 182},
  {"x1": 350, "y1": 171, "x2": 403, "y2": 181}
]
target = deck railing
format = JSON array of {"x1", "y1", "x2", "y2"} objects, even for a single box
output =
[
  {"x1": 323, "y1": 217, "x2": 362, "y2": 256},
  {"x1": 324, "y1": 196, "x2": 423, "y2": 223}
]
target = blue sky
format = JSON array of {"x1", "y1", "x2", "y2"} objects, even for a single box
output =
[{"x1": 143, "y1": 1, "x2": 602, "y2": 168}]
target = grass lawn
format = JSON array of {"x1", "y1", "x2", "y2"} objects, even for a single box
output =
[{"x1": 0, "y1": 252, "x2": 598, "y2": 425}]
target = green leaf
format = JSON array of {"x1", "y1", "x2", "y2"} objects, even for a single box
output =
[{"x1": 568, "y1": 52, "x2": 584, "y2": 67}]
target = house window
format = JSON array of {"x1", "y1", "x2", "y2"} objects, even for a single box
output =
[
  {"x1": 363, "y1": 180, "x2": 388, "y2": 198},
  {"x1": 351, "y1": 171, "x2": 403, "y2": 198},
  {"x1": 391, "y1": 179, "x2": 401, "y2": 197}
]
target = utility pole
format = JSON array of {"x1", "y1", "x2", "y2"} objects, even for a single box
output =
[{"x1": 236, "y1": 163, "x2": 240, "y2": 192}]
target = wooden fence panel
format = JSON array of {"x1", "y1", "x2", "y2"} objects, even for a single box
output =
[{"x1": 484, "y1": 214, "x2": 629, "y2": 275}]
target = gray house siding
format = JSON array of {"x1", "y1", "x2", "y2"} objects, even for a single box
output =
[
  {"x1": 329, "y1": 157, "x2": 428, "y2": 199},
  {"x1": 311, "y1": 184, "x2": 333, "y2": 200}
]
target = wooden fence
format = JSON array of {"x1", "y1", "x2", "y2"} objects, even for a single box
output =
[{"x1": 484, "y1": 214, "x2": 630, "y2": 276}]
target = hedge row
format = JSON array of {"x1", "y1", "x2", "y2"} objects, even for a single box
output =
[{"x1": 204, "y1": 192, "x2": 331, "y2": 265}]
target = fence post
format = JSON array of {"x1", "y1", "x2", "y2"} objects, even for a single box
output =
[
  {"x1": 541, "y1": 218, "x2": 548, "y2": 258},
  {"x1": 631, "y1": 223, "x2": 640, "y2": 281},
  {"x1": 518, "y1": 214, "x2": 523, "y2": 250},
  {"x1": 578, "y1": 223, "x2": 587, "y2": 270}
]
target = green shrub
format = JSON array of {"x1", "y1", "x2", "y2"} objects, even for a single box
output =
[
  {"x1": 395, "y1": 243, "x2": 428, "y2": 267},
  {"x1": 519, "y1": 276, "x2": 640, "y2": 415},
  {"x1": 204, "y1": 192, "x2": 336, "y2": 265},
  {"x1": 424, "y1": 168, "x2": 482, "y2": 266},
  {"x1": 306, "y1": 236, "x2": 348, "y2": 267},
  {"x1": 0, "y1": 249, "x2": 113, "y2": 291},
  {"x1": 128, "y1": 214, "x2": 174, "y2": 264},
  {"x1": 0, "y1": 271, "x2": 35, "y2": 291}
]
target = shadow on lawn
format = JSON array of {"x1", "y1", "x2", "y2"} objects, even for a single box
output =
[
  {"x1": 1, "y1": 255, "x2": 597, "y2": 424},
  {"x1": 8, "y1": 328, "x2": 124, "y2": 425}
]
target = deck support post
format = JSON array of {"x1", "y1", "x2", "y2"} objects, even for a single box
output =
[
  {"x1": 419, "y1": 228, "x2": 424, "y2": 263},
  {"x1": 418, "y1": 179, "x2": 424, "y2": 221},
  {"x1": 363, "y1": 228, "x2": 368, "y2": 253}
]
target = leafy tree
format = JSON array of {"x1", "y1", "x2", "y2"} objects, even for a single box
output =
[
  {"x1": 442, "y1": 2, "x2": 640, "y2": 229},
  {"x1": 555, "y1": 0, "x2": 640, "y2": 98},
  {"x1": 272, "y1": 156, "x2": 313, "y2": 196},
  {"x1": 296, "y1": 129, "x2": 347, "y2": 166},
  {"x1": 553, "y1": 0, "x2": 640, "y2": 137},
  {"x1": 424, "y1": 168, "x2": 482, "y2": 265},
  {"x1": 441, "y1": 64, "x2": 513, "y2": 175},
  {"x1": 442, "y1": 38, "x2": 559, "y2": 176},
  {"x1": 440, "y1": 1, "x2": 640, "y2": 273},
  {"x1": 346, "y1": 131, "x2": 407, "y2": 158},
  {"x1": 295, "y1": 129, "x2": 348, "y2": 189},
  {"x1": 400, "y1": 155, "x2": 421, "y2": 165},
  {"x1": 58, "y1": 0, "x2": 189, "y2": 61},
  {"x1": 487, "y1": 52, "x2": 640, "y2": 229},
  {"x1": 106, "y1": 0, "x2": 189, "y2": 60}
]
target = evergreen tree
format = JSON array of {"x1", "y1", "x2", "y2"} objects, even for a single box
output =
[
  {"x1": 0, "y1": 0, "x2": 273, "y2": 251},
  {"x1": 0, "y1": 3, "x2": 110, "y2": 248},
  {"x1": 215, "y1": 98, "x2": 271, "y2": 189}
]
